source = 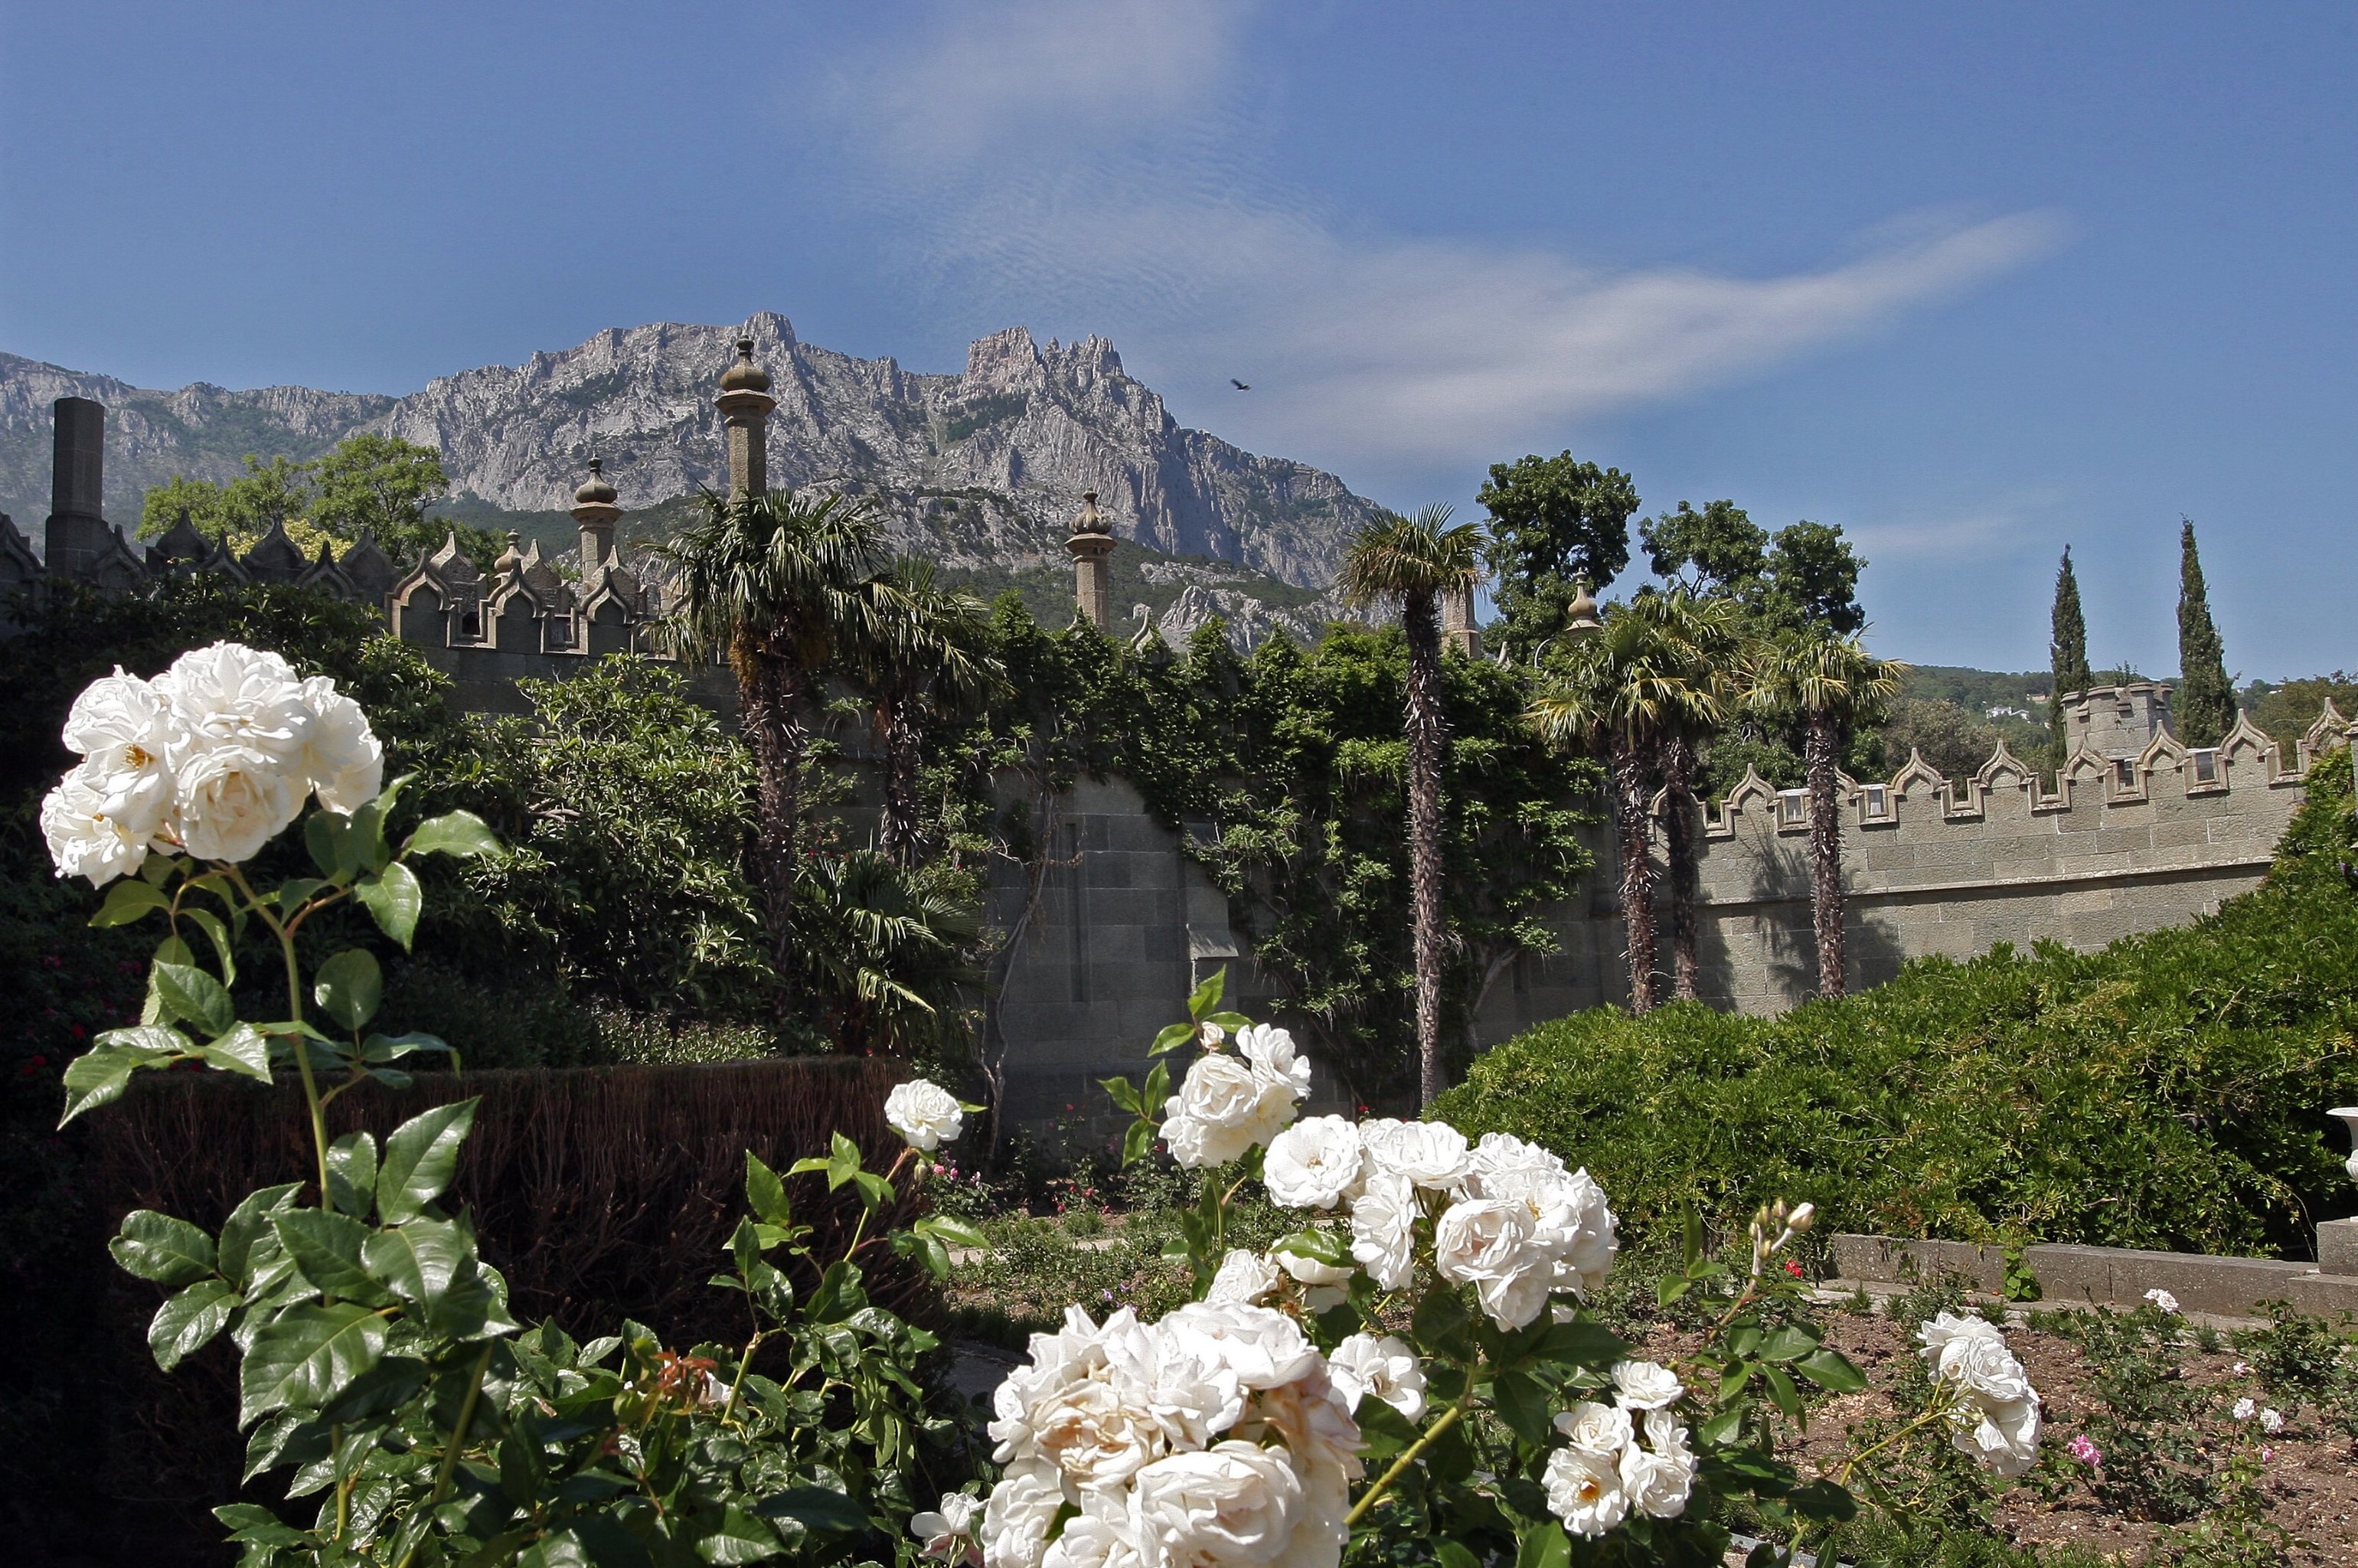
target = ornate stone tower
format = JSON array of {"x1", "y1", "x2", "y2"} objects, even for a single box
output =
[
  {"x1": 573, "y1": 456, "x2": 620, "y2": 571},
  {"x1": 715, "y1": 335, "x2": 775, "y2": 501},
  {"x1": 1066, "y1": 491, "x2": 1115, "y2": 629},
  {"x1": 1441, "y1": 584, "x2": 1480, "y2": 657},
  {"x1": 44, "y1": 397, "x2": 110, "y2": 579}
]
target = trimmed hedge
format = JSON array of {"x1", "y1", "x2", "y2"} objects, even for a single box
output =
[{"x1": 1435, "y1": 751, "x2": 2358, "y2": 1261}]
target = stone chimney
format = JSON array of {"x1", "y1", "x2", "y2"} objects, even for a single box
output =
[
  {"x1": 1442, "y1": 585, "x2": 1480, "y2": 657},
  {"x1": 715, "y1": 335, "x2": 775, "y2": 501},
  {"x1": 1066, "y1": 491, "x2": 1114, "y2": 630},
  {"x1": 573, "y1": 457, "x2": 620, "y2": 571},
  {"x1": 44, "y1": 397, "x2": 112, "y2": 579},
  {"x1": 2062, "y1": 682, "x2": 2174, "y2": 760}
]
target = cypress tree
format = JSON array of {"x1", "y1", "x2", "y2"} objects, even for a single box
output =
[
  {"x1": 2049, "y1": 546, "x2": 2092, "y2": 766},
  {"x1": 2176, "y1": 519, "x2": 2235, "y2": 746}
]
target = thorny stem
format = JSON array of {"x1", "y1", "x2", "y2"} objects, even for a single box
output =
[
  {"x1": 226, "y1": 864, "x2": 332, "y2": 1210},
  {"x1": 1344, "y1": 1393, "x2": 1476, "y2": 1529}
]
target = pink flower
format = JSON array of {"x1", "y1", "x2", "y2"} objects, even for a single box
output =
[{"x1": 2068, "y1": 1433, "x2": 2103, "y2": 1467}]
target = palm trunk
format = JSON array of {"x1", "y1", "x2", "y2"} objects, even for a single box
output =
[
  {"x1": 1404, "y1": 591, "x2": 1448, "y2": 1106},
  {"x1": 1804, "y1": 710, "x2": 1845, "y2": 998},
  {"x1": 879, "y1": 688, "x2": 923, "y2": 868},
  {"x1": 1613, "y1": 737, "x2": 1660, "y2": 1014},
  {"x1": 1663, "y1": 737, "x2": 1701, "y2": 1003},
  {"x1": 734, "y1": 636, "x2": 808, "y2": 1021}
]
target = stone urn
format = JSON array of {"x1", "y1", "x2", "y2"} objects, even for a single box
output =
[{"x1": 2335, "y1": 1109, "x2": 2358, "y2": 1184}]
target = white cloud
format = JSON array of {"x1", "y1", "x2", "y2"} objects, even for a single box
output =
[
  {"x1": 1844, "y1": 484, "x2": 2075, "y2": 564},
  {"x1": 815, "y1": 1, "x2": 2062, "y2": 485}
]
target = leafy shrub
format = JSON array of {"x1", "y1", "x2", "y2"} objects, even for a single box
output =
[{"x1": 1435, "y1": 751, "x2": 2358, "y2": 1257}]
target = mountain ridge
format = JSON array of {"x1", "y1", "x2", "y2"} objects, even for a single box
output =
[{"x1": 0, "y1": 314, "x2": 1378, "y2": 605}]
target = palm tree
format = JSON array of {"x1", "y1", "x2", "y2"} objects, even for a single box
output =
[
  {"x1": 857, "y1": 559, "x2": 1001, "y2": 867},
  {"x1": 658, "y1": 488, "x2": 893, "y2": 1004},
  {"x1": 795, "y1": 848, "x2": 981, "y2": 1056},
  {"x1": 1527, "y1": 590, "x2": 1732, "y2": 1012},
  {"x1": 1339, "y1": 504, "x2": 1484, "y2": 1107},
  {"x1": 1645, "y1": 595, "x2": 1746, "y2": 1001},
  {"x1": 1747, "y1": 632, "x2": 1907, "y2": 998}
]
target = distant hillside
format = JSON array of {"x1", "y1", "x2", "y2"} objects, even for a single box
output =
[{"x1": 0, "y1": 315, "x2": 1385, "y2": 609}]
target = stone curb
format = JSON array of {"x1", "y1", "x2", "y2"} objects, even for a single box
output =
[{"x1": 1830, "y1": 1232, "x2": 2358, "y2": 1320}]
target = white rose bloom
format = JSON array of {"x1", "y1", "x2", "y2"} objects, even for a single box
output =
[
  {"x1": 1918, "y1": 1314, "x2": 2042, "y2": 1476},
  {"x1": 1164, "y1": 1052, "x2": 1297, "y2": 1169},
  {"x1": 1207, "y1": 1248, "x2": 1282, "y2": 1305},
  {"x1": 2143, "y1": 1288, "x2": 2180, "y2": 1315},
  {"x1": 1041, "y1": 1490, "x2": 1148, "y2": 1568},
  {"x1": 1644, "y1": 1409, "x2": 1693, "y2": 1458},
  {"x1": 296, "y1": 675, "x2": 384, "y2": 813},
  {"x1": 989, "y1": 1308, "x2": 1189, "y2": 1489},
  {"x1": 41, "y1": 761, "x2": 163, "y2": 887},
  {"x1": 1620, "y1": 1439, "x2": 1697, "y2": 1520},
  {"x1": 175, "y1": 743, "x2": 300, "y2": 863},
  {"x1": 1434, "y1": 1197, "x2": 1552, "y2": 1328},
  {"x1": 1161, "y1": 1301, "x2": 1322, "y2": 1391},
  {"x1": 1130, "y1": 1442, "x2": 1327, "y2": 1568},
  {"x1": 1542, "y1": 1446, "x2": 1629, "y2": 1539},
  {"x1": 1274, "y1": 1249, "x2": 1353, "y2": 1288},
  {"x1": 1347, "y1": 1170, "x2": 1418, "y2": 1290},
  {"x1": 1328, "y1": 1334, "x2": 1425, "y2": 1421},
  {"x1": 2260, "y1": 1407, "x2": 2285, "y2": 1435},
  {"x1": 981, "y1": 1462, "x2": 1063, "y2": 1568},
  {"x1": 913, "y1": 1492, "x2": 982, "y2": 1562},
  {"x1": 1552, "y1": 1400, "x2": 1633, "y2": 1457},
  {"x1": 157, "y1": 642, "x2": 312, "y2": 770},
  {"x1": 60, "y1": 668, "x2": 182, "y2": 839},
  {"x1": 1263, "y1": 1116, "x2": 1364, "y2": 1210},
  {"x1": 1233, "y1": 1022, "x2": 1314, "y2": 1102},
  {"x1": 1461, "y1": 1135, "x2": 1619, "y2": 1299},
  {"x1": 2232, "y1": 1395, "x2": 2256, "y2": 1422},
  {"x1": 1958, "y1": 1394, "x2": 2043, "y2": 1478},
  {"x1": 1610, "y1": 1361, "x2": 1684, "y2": 1413},
  {"x1": 886, "y1": 1079, "x2": 965, "y2": 1151},
  {"x1": 1360, "y1": 1119, "x2": 1471, "y2": 1191}
]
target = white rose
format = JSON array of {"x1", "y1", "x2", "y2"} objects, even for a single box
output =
[
  {"x1": 2143, "y1": 1288, "x2": 2180, "y2": 1315},
  {"x1": 1206, "y1": 1248, "x2": 1282, "y2": 1305},
  {"x1": 1347, "y1": 1170, "x2": 1418, "y2": 1290},
  {"x1": 1263, "y1": 1116, "x2": 1364, "y2": 1210},
  {"x1": 1955, "y1": 1393, "x2": 2042, "y2": 1477},
  {"x1": 886, "y1": 1079, "x2": 965, "y2": 1151},
  {"x1": 1917, "y1": 1314, "x2": 2033, "y2": 1406},
  {"x1": 1433, "y1": 1197, "x2": 1533, "y2": 1286},
  {"x1": 41, "y1": 760, "x2": 163, "y2": 887},
  {"x1": 1041, "y1": 1489, "x2": 1148, "y2": 1568},
  {"x1": 2232, "y1": 1395, "x2": 2256, "y2": 1422},
  {"x1": 175, "y1": 743, "x2": 300, "y2": 863},
  {"x1": 1164, "y1": 1052, "x2": 1296, "y2": 1169},
  {"x1": 1328, "y1": 1334, "x2": 1425, "y2": 1421},
  {"x1": 297, "y1": 675, "x2": 384, "y2": 813},
  {"x1": 1552, "y1": 1400, "x2": 1632, "y2": 1457},
  {"x1": 1273, "y1": 1246, "x2": 1353, "y2": 1312},
  {"x1": 1161, "y1": 1301, "x2": 1322, "y2": 1391},
  {"x1": 60, "y1": 668, "x2": 182, "y2": 841},
  {"x1": 990, "y1": 1308, "x2": 1174, "y2": 1488},
  {"x1": 1130, "y1": 1442, "x2": 1318, "y2": 1568},
  {"x1": 913, "y1": 1491, "x2": 982, "y2": 1563},
  {"x1": 1542, "y1": 1446, "x2": 1628, "y2": 1539},
  {"x1": 1233, "y1": 1021, "x2": 1313, "y2": 1102},
  {"x1": 1473, "y1": 1269, "x2": 1553, "y2": 1331},
  {"x1": 157, "y1": 642, "x2": 312, "y2": 769},
  {"x1": 1620, "y1": 1440, "x2": 1697, "y2": 1520},
  {"x1": 1461, "y1": 1135, "x2": 1619, "y2": 1298},
  {"x1": 1610, "y1": 1361, "x2": 1684, "y2": 1412},
  {"x1": 2260, "y1": 1407, "x2": 2285, "y2": 1435},
  {"x1": 1360, "y1": 1119, "x2": 1471, "y2": 1191},
  {"x1": 1643, "y1": 1410, "x2": 1692, "y2": 1459},
  {"x1": 980, "y1": 1462, "x2": 1063, "y2": 1568}
]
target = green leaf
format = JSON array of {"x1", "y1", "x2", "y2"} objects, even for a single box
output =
[
  {"x1": 220, "y1": 1183, "x2": 304, "y2": 1286},
  {"x1": 361, "y1": 1217, "x2": 471, "y2": 1311},
  {"x1": 313, "y1": 948, "x2": 382, "y2": 1031},
  {"x1": 150, "y1": 1279, "x2": 239, "y2": 1370},
  {"x1": 269, "y1": 877, "x2": 326, "y2": 913},
  {"x1": 744, "y1": 1152, "x2": 792, "y2": 1227},
  {"x1": 238, "y1": 1302, "x2": 389, "y2": 1425},
  {"x1": 214, "y1": 1502, "x2": 310, "y2": 1547},
  {"x1": 243, "y1": 1410, "x2": 330, "y2": 1482},
  {"x1": 1535, "y1": 1319, "x2": 1629, "y2": 1369},
  {"x1": 201, "y1": 1022, "x2": 273, "y2": 1083},
  {"x1": 756, "y1": 1486, "x2": 868, "y2": 1536},
  {"x1": 1149, "y1": 1021, "x2": 1197, "y2": 1056},
  {"x1": 325, "y1": 1132, "x2": 379, "y2": 1218},
  {"x1": 1272, "y1": 1227, "x2": 1352, "y2": 1268},
  {"x1": 376, "y1": 1099, "x2": 478, "y2": 1223},
  {"x1": 1697, "y1": 1405, "x2": 1746, "y2": 1447},
  {"x1": 919, "y1": 1214, "x2": 988, "y2": 1250},
  {"x1": 181, "y1": 906, "x2": 238, "y2": 987},
  {"x1": 1788, "y1": 1479, "x2": 1857, "y2": 1523},
  {"x1": 1683, "y1": 1210, "x2": 1703, "y2": 1269},
  {"x1": 354, "y1": 861, "x2": 423, "y2": 951},
  {"x1": 1762, "y1": 1364, "x2": 1804, "y2": 1423},
  {"x1": 696, "y1": 1506, "x2": 783, "y2": 1564},
  {"x1": 1437, "y1": 1544, "x2": 1481, "y2": 1568},
  {"x1": 1413, "y1": 1282, "x2": 1475, "y2": 1359},
  {"x1": 404, "y1": 809, "x2": 503, "y2": 861},
  {"x1": 361, "y1": 1031, "x2": 454, "y2": 1063},
  {"x1": 1514, "y1": 1520, "x2": 1571, "y2": 1568},
  {"x1": 59, "y1": 1032, "x2": 187, "y2": 1124},
  {"x1": 153, "y1": 960, "x2": 235, "y2": 1036},
  {"x1": 1492, "y1": 1369, "x2": 1554, "y2": 1446},
  {"x1": 1100, "y1": 1075, "x2": 1143, "y2": 1115},
  {"x1": 307, "y1": 810, "x2": 355, "y2": 878},
  {"x1": 1186, "y1": 968, "x2": 1226, "y2": 1020},
  {"x1": 1793, "y1": 1347, "x2": 1869, "y2": 1393},
  {"x1": 111, "y1": 1209, "x2": 217, "y2": 1285},
  {"x1": 825, "y1": 1130, "x2": 862, "y2": 1190},
  {"x1": 140, "y1": 851, "x2": 181, "y2": 887},
  {"x1": 852, "y1": 1170, "x2": 893, "y2": 1210},
  {"x1": 272, "y1": 1209, "x2": 390, "y2": 1304},
  {"x1": 90, "y1": 877, "x2": 169, "y2": 927},
  {"x1": 1759, "y1": 1325, "x2": 1819, "y2": 1363},
  {"x1": 1122, "y1": 1118, "x2": 1156, "y2": 1167}
]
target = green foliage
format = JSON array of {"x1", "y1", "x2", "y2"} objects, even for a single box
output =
[
  {"x1": 1641, "y1": 501, "x2": 1868, "y2": 636},
  {"x1": 1435, "y1": 750, "x2": 2358, "y2": 1257},
  {"x1": 2177, "y1": 521, "x2": 2237, "y2": 749},
  {"x1": 2049, "y1": 547, "x2": 2092, "y2": 767},
  {"x1": 2244, "y1": 672, "x2": 2358, "y2": 750},
  {"x1": 136, "y1": 433, "x2": 495, "y2": 568},
  {"x1": 1477, "y1": 452, "x2": 1641, "y2": 657}
]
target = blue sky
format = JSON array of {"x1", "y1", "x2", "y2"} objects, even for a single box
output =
[{"x1": 2, "y1": 2, "x2": 2352, "y2": 677}]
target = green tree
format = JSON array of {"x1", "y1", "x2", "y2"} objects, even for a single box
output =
[
  {"x1": 857, "y1": 559, "x2": 1002, "y2": 868},
  {"x1": 136, "y1": 454, "x2": 318, "y2": 552},
  {"x1": 1339, "y1": 505, "x2": 1484, "y2": 1106},
  {"x1": 2049, "y1": 547, "x2": 2092, "y2": 767},
  {"x1": 658, "y1": 488, "x2": 897, "y2": 1011},
  {"x1": 1749, "y1": 632, "x2": 1907, "y2": 998},
  {"x1": 1477, "y1": 452, "x2": 1641, "y2": 658},
  {"x1": 1644, "y1": 593, "x2": 1748, "y2": 1001},
  {"x1": 2176, "y1": 519, "x2": 2236, "y2": 747},
  {"x1": 311, "y1": 432, "x2": 456, "y2": 566},
  {"x1": 1643, "y1": 501, "x2": 1866, "y2": 635}
]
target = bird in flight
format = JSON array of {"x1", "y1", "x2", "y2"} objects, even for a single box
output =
[{"x1": 1230, "y1": 378, "x2": 1252, "y2": 390}]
